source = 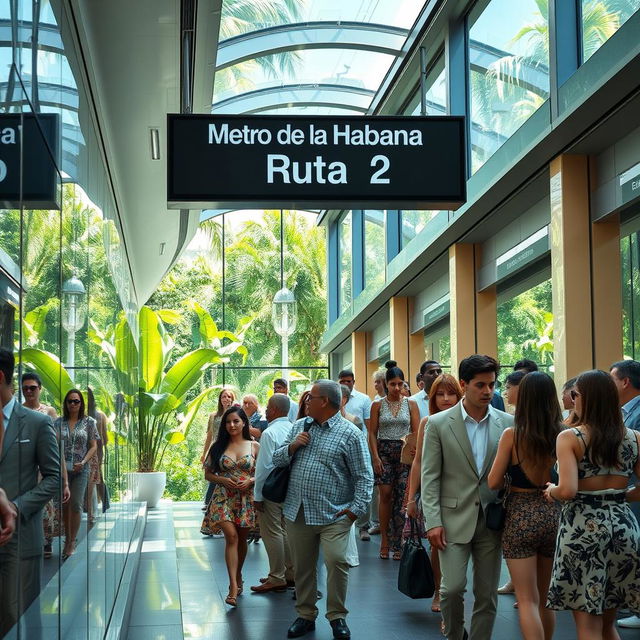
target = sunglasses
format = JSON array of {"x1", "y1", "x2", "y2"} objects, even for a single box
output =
[
  {"x1": 22, "y1": 385, "x2": 39, "y2": 391},
  {"x1": 67, "y1": 398, "x2": 81, "y2": 405}
]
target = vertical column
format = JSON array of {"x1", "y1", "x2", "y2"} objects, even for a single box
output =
[
  {"x1": 327, "y1": 222, "x2": 339, "y2": 325},
  {"x1": 390, "y1": 296, "x2": 410, "y2": 378},
  {"x1": 352, "y1": 210, "x2": 365, "y2": 298},
  {"x1": 549, "y1": 0, "x2": 580, "y2": 119},
  {"x1": 386, "y1": 210, "x2": 401, "y2": 263},
  {"x1": 366, "y1": 358, "x2": 380, "y2": 399},
  {"x1": 449, "y1": 243, "x2": 477, "y2": 373},
  {"x1": 408, "y1": 299, "x2": 426, "y2": 383},
  {"x1": 351, "y1": 331, "x2": 368, "y2": 393},
  {"x1": 592, "y1": 217, "x2": 623, "y2": 368},
  {"x1": 550, "y1": 155, "x2": 593, "y2": 385},
  {"x1": 475, "y1": 248, "x2": 498, "y2": 359}
]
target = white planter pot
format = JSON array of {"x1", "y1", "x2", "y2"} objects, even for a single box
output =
[{"x1": 128, "y1": 471, "x2": 166, "y2": 508}]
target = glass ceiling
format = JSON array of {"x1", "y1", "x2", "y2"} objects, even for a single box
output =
[{"x1": 213, "y1": 0, "x2": 426, "y2": 116}]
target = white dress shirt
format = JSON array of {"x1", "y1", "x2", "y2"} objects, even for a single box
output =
[
  {"x1": 460, "y1": 401, "x2": 492, "y2": 474},
  {"x1": 409, "y1": 390, "x2": 430, "y2": 420},
  {"x1": 2, "y1": 395, "x2": 16, "y2": 429},
  {"x1": 253, "y1": 416, "x2": 293, "y2": 502},
  {"x1": 344, "y1": 388, "x2": 372, "y2": 424},
  {"x1": 287, "y1": 400, "x2": 299, "y2": 423}
]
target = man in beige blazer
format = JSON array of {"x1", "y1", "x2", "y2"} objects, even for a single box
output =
[{"x1": 422, "y1": 355, "x2": 513, "y2": 640}]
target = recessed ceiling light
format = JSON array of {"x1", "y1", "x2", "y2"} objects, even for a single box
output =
[{"x1": 150, "y1": 128, "x2": 160, "y2": 160}]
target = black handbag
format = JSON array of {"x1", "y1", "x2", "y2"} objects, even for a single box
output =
[
  {"x1": 397, "y1": 518, "x2": 435, "y2": 599},
  {"x1": 485, "y1": 474, "x2": 511, "y2": 531},
  {"x1": 262, "y1": 418, "x2": 312, "y2": 503}
]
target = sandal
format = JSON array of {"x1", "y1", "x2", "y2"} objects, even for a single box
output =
[
  {"x1": 225, "y1": 587, "x2": 238, "y2": 607},
  {"x1": 379, "y1": 546, "x2": 389, "y2": 559},
  {"x1": 393, "y1": 549, "x2": 402, "y2": 561},
  {"x1": 236, "y1": 579, "x2": 243, "y2": 596},
  {"x1": 431, "y1": 591, "x2": 441, "y2": 613}
]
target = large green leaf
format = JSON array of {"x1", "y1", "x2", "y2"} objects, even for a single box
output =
[
  {"x1": 187, "y1": 301, "x2": 219, "y2": 347},
  {"x1": 139, "y1": 306, "x2": 164, "y2": 392},
  {"x1": 20, "y1": 348, "x2": 74, "y2": 404},
  {"x1": 161, "y1": 348, "x2": 223, "y2": 400},
  {"x1": 114, "y1": 314, "x2": 138, "y2": 394},
  {"x1": 156, "y1": 309, "x2": 182, "y2": 325},
  {"x1": 175, "y1": 386, "x2": 220, "y2": 438}
]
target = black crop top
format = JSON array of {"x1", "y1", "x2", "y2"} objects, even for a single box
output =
[{"x1": 508, "y1": 462, "x2": 558, "y2": 489}]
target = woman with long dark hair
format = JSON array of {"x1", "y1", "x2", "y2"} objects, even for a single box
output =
[
  {"x1": 544, "y1": 370, "x2": 640, "y2": 640},
  {"x1": 200, "y1": 406, "x2": 259, "y2": 606},
  {"x1": 488, "y1": 372, "x2": 563, "y2": 640},
  {"x1": 369, "y1": 360, "x2": 419, "y2": 560},
  {"x1": 405, "y1": 373, "x2": 462, "y2": 613},
  {"x1": 55, "y1": 388, "x2": 98, "y2": 560},
  {"x1": 296, "y1": 390, "x2": 311, "y2": 420}
]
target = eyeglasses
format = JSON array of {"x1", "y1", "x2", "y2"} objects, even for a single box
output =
[
  {"x1": 424, "y1": 369, "x2": 443, "y2": 378},
  {"x1": 67, "y1": 398, "x2": 81, "y2": 405},
  {"x1": 305, "y1": 395, "x2": 326, "y2": 402},
  {"x1": 570, "y1": 390, "x2": 581, "y2": 401},
  {"x1": 22, "y1": 385, "x2": 39, "y2": 392}
]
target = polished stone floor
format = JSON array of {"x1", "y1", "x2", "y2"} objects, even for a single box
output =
[{"x1": 125, "y1": 501, "x2": 638, "y2": 640}]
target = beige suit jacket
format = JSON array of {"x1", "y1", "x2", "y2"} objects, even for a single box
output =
[{"x1": 421, "y1": 402, "x2": 513, "y2": 544}]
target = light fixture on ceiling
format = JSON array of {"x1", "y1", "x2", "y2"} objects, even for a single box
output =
[
  {"x1": 159, "y1": 242, "x2": 166, "y2": 256},
  {"x1": 150, "y1": 127, "x2": 161, "y2": 160}
]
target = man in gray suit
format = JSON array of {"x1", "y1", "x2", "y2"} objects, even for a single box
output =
[
  {"x1": 610, "y1": 359, "x2": 640, "y2": 630},
  {"x1": 0, "y1": 348, "x2": 60, "y2": 636},
  {"x1": 422, "y1": 355, "x2": 513, "y2": 640}
]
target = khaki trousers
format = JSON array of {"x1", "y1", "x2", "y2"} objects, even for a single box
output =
[
  {"x1": 439, "y1": 510, "x2": 502, "y2": 640},
  {"x1": 286, "y1": 509, "x2": 353, "y2": 621},
  {"x1": 259, "y1": 499, "x2": 294, "y2": 584}
]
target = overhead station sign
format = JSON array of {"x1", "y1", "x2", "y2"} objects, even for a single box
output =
[{"x1": 167, "y1": 114, "x2": 466, "y2": 210}]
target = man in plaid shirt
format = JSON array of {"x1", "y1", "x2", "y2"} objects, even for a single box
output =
[{"x1": 273, "y1": 379, "x2": 373, "y2": 640}]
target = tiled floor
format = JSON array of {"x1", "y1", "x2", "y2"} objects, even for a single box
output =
[{"x1": 126, "y1": 501, "x2": 639, "y2": 640}]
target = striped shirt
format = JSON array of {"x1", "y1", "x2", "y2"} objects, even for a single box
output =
[{"x1": 272, "y1": 411, "x2": 374, "y2": 525}]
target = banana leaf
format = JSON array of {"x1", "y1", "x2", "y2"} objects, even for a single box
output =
[
  {"x1": 161, "y1": 348, "x2": 224, "y2": 400},
  {"x1": 20, "y1": 348, "x2": 74, "y2": 404}
]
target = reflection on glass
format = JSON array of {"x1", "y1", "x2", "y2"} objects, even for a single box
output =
[
  {"x1": 621, "y1": 232, "x2": 640, "y2": 359},
  {"x1": 468, "y1": 0, "x2": 550, "y2": 172},
  {"x1": 364, "y1": 210, "x2": 385, "y2": 290},
  {"x1": 582, "y1": 0, "x2": 640, "y2": 62},
  {"x1": 401, "y1": 210, "x2": 448, "y2": 248},
  {"x1": 409, "y1": 59, "x2": 446, "y2": 115},
  {"x1": 497, "y1": 279, "x2": 553, "y2": 369},
  {"x1": 339, "y1": 212, "x2": 353, "y2": 314}
]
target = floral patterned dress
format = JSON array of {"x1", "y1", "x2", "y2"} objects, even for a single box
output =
[
  {"x1": 201, "y1": 448, "x2": 256, "y2": 534},
  {"x1": 547, "y1": 428, "x2": 640, "y2": 615}
]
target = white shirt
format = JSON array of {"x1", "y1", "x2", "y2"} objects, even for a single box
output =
[
  {"x1": 460, "y1": 401, "x2": 492, "y2": 474},
  {"x1": 622, "y1": 394, "x2": 640, "y2": 421},
  {"x1": 253, "y1": 417, "x2": 293, "y2": 502},
  {"x1": 409, "y1": 390, "x2": 430, "y2": 420},
  {"x1": 2, "y1": 396, "x2": 16, "y2": 429},
  {"x1": 344, "y1": 388, "x2": 372, "y2": 424},
  {"x1": 287, "y1": 400, "x2": 299, "y2": 423}
]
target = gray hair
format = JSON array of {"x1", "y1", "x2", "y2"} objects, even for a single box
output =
[
  {"x1": 372, "y1": 368, "x2": 385, "y2": 383},
  {"x1": 242, "y1": 393, "x2": 258, "y2": 404},
  {"x1": 340, "y1": 384, "x2": 350, "y2": 400},
  {"x1": 268, "y1": 393, "x2": 290, "y2": 417},
  {"x1": 314, "y1": 379, "x2": 341, "y2": 409}
]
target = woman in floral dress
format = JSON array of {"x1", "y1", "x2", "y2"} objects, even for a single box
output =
[
  {"x1": 544, "y1": 370, "x2": 640, "y2": 639},
  {"x1": 201, "y1": 406, "x2": 259, "y2": 606}
]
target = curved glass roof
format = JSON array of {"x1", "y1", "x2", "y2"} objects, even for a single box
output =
[{"x1": 213, "y1": 0, "x2": 426, "y2": 116}]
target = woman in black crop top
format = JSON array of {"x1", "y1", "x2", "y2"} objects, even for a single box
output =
[
  {"x1": 488, "y1": 372, "x2": 563, "y2": 640},
  {"x1": 543, "y1": 369, "x2": 640, "y2": 639}
]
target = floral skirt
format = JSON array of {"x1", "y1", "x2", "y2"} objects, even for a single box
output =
[
  {"x1": 201, "y1": 484, "x2": 255, "y2": 534},
  {"x1": 547, "y1": 491, "x2": 640, "y2": 615}
]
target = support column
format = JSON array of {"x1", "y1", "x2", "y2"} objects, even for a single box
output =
[
  {"x1": 390, "y1": 296, "x2": 410, "y2": 379},
  {"x1": 449, "y1": 244, "x2": 477, "y2": 374},
  {"x1": 592, "y1": 217, "x2": 623, "y2": 368},
  {"x1": 408, "y1": 299, "x2": 426, "y2": 384},
  {"x1": 550, "y1": 155, "x2": 593, "y2": 385},
  {"x1": 351, "y1": 331, "x2": 368, "y2": 394},
  {"x1": 366, "y1": 358, "x2": 380, "y2": 399},
  {"x1": 474, "y1": 247, "x2": 498, "y2": 359}
]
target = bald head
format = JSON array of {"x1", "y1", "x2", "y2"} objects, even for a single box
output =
[{"x1": 266, "y1": 393, "x2": 290, "y2": 422}]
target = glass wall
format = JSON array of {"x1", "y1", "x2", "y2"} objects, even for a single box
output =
[
  {"x1": 424, "y1": 322, "x2": 451, "y2": 370},
  {"x1": 468, "y1": 0, "x2": 550, "y2": 172},
  {"x1": 0, "y1": 2, "x2": 138, "y2": 638},
  {"x1": 364, "y1": 210, "x2": 385, "y2": 290},
  {"x1": 339, "y1": 211, "x2": 353, "y2": 314},
  {"x1": 581, "y1": 0, "x2": 640, "y2": 62},
  {"x1": 621, "y1": 231, "x2": 640, "y2": 358}
]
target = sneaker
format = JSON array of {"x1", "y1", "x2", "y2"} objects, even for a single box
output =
[
  {"x1": 497, "y1": 581, "x2": 515, "y2": 594},
  {"x1": 618, "y1": 615, "x2": 640, "y2": 628},
  {"x1": 359, "y1": 528, "x2": 370, "y2": 541},
  {"x1": 368, "y1": 526, "x2": 380, "y2": 535}
]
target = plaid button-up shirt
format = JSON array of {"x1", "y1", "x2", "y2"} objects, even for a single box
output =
[{"x1": 272, "y1": 411, "x2": 374, "y2": 525}]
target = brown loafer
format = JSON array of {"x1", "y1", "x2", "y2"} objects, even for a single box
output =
[{"x1": 251, "y1": 581, "x2": 287, "y2": 593}]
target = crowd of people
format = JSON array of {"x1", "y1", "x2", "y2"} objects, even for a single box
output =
[
  {"x1": 0, "y1": 348, "x2": 108, "y2": 636},
  {"x1": 199, "y1": 358, "x2": 640, "y2": 640}
]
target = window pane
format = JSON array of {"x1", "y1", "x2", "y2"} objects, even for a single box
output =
[
  {"x1": 469, "y1": 0, "x2": 550, "y2": 172},
  {"x1": 364, "y1": 210, "x2": 385, "y2": 289},
  {"x1": 339, "y1": 212, "x2": 352, "y2": 313},
  {"x1": 409, "y1": 60, "x2": 446, "y2": 115},
  {"x1": 401, "y1": 210, "x2": 448, "y2": 248},
  {"x1": 582, "y1": 0, "x2": 640, "y2": 62}
]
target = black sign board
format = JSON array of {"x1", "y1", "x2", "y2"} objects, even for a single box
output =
[
  {"x1": 167, "y1": 114, "x2": 466, "y2": 210},
  {"x1": 0, "y1": 113, "x2": 59, "y2": 209}
]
